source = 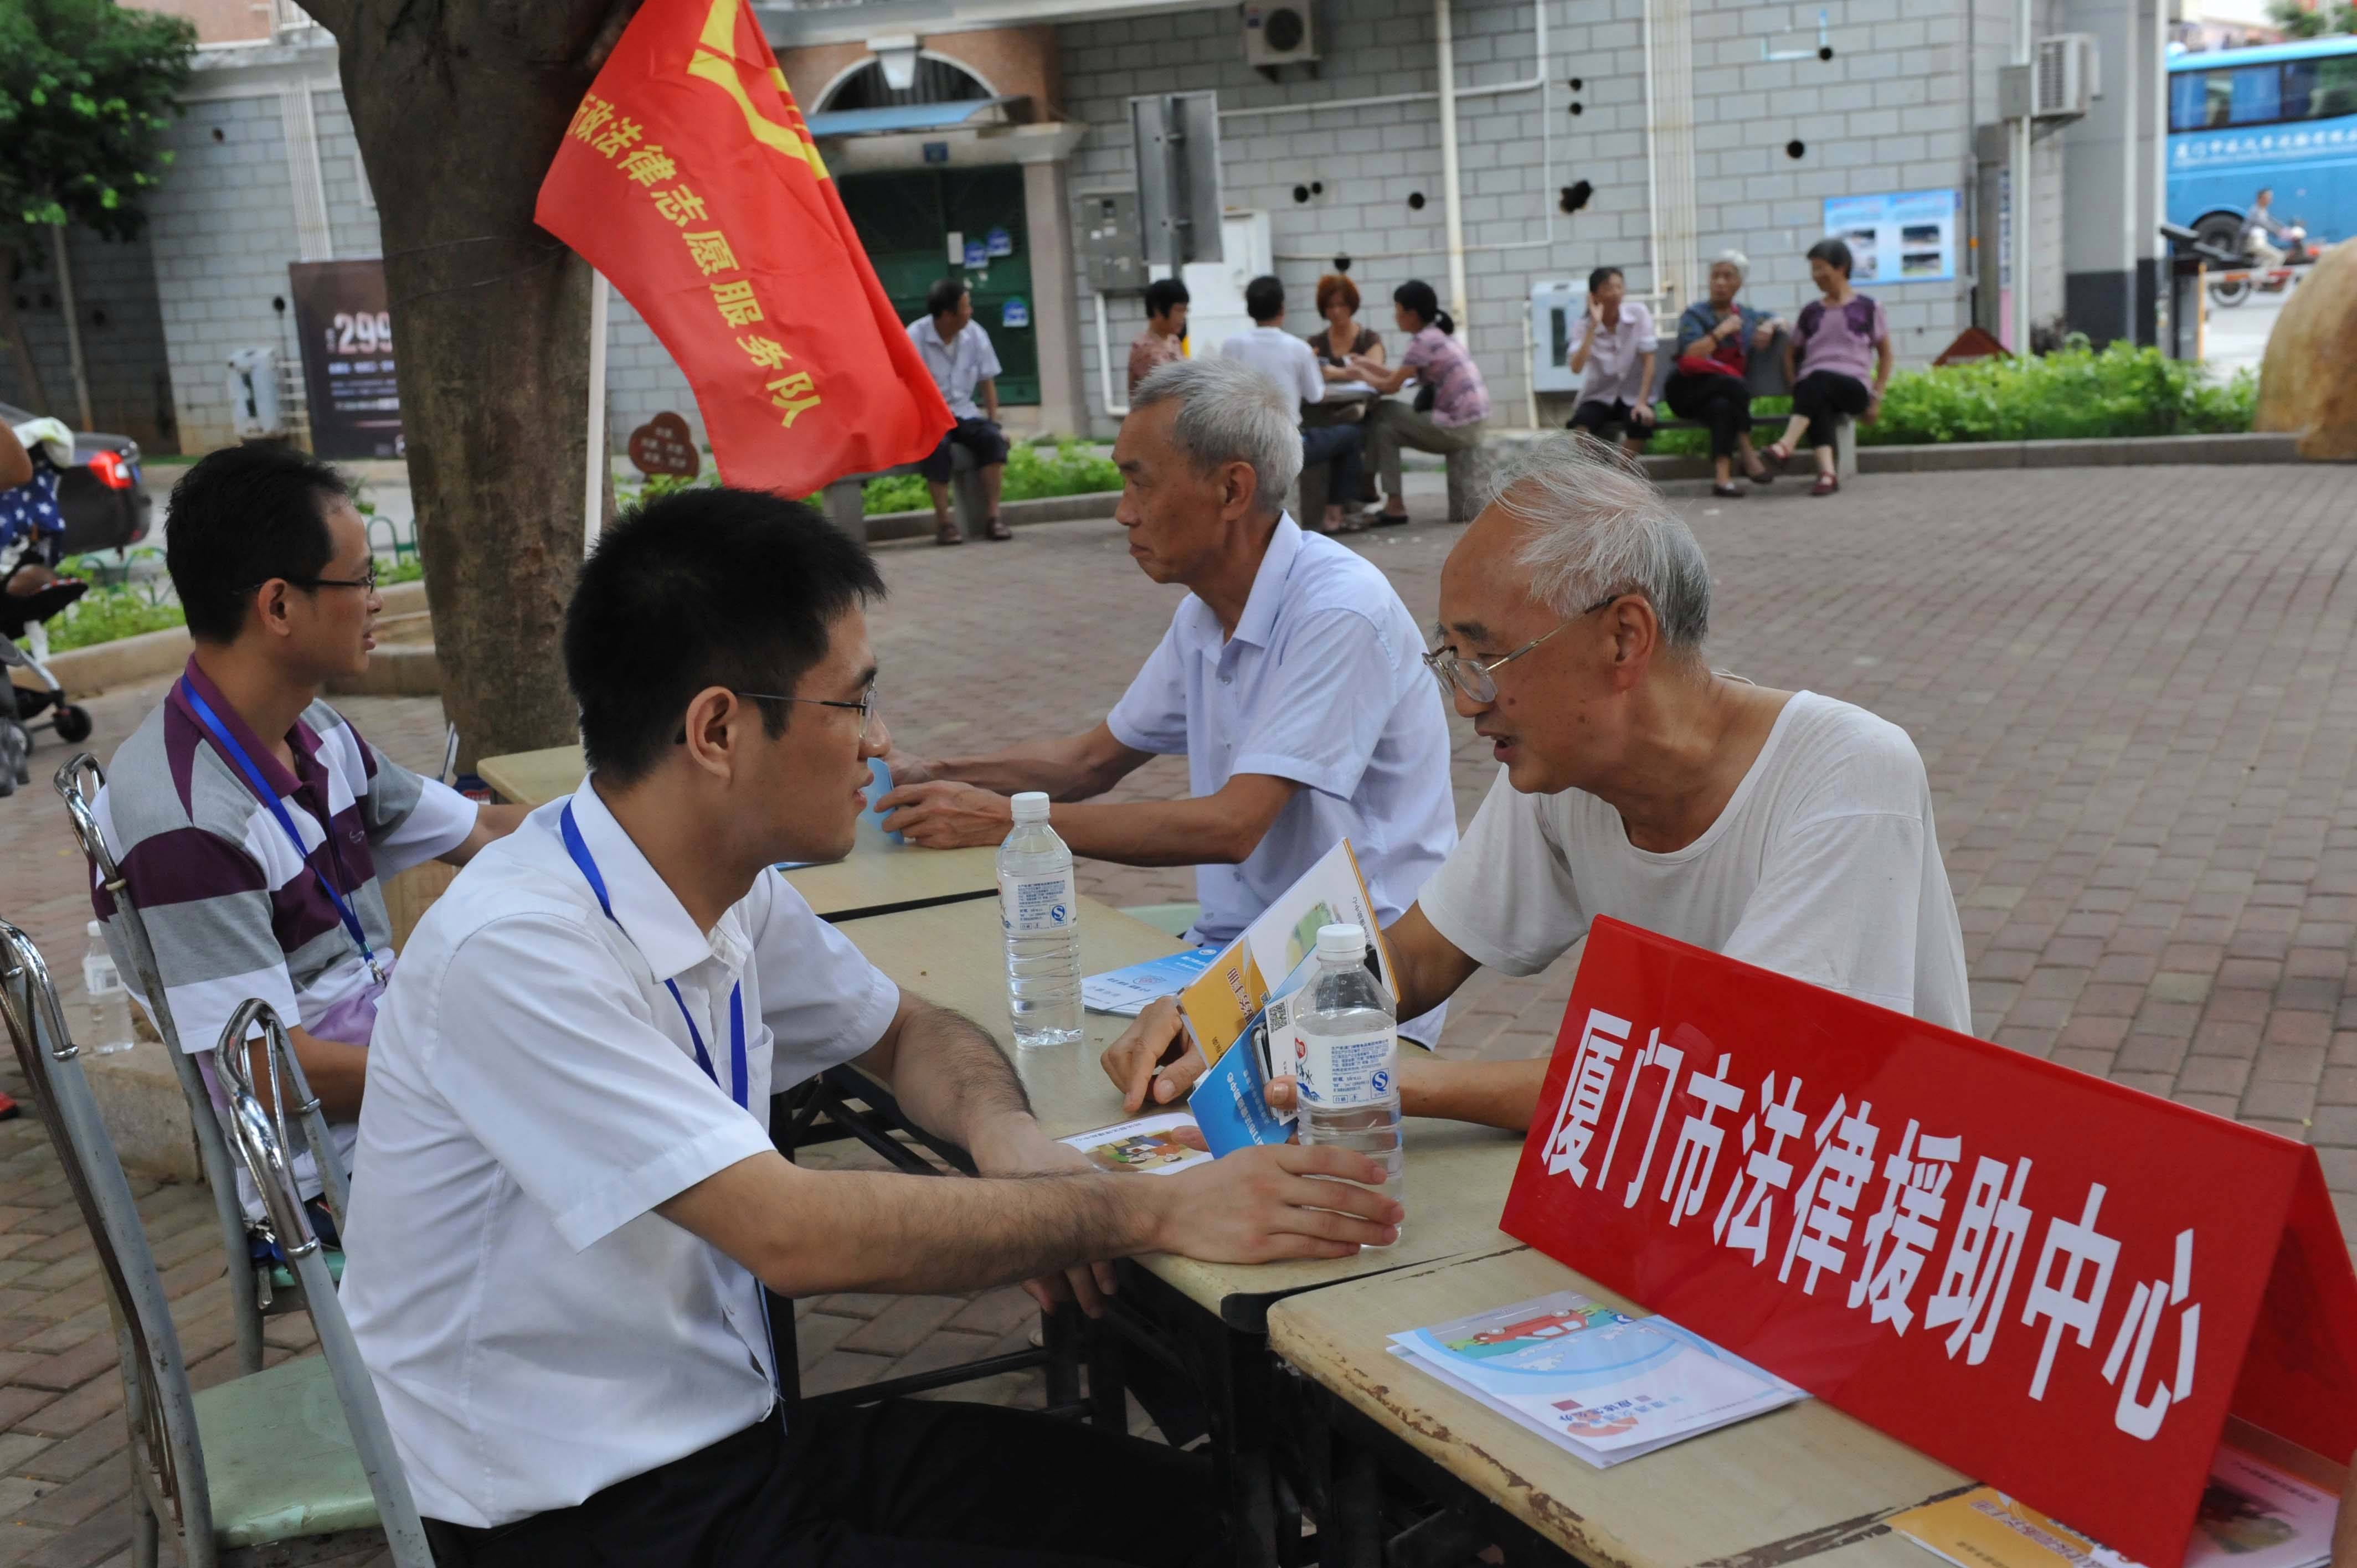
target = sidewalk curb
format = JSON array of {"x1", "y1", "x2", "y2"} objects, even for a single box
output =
[
  {"x1": 1638, "y1": 430, "x2": 2306, "y2": 481},
  {"x1": 862, "y1": 491, "x2": 1118, "y2": 544}
]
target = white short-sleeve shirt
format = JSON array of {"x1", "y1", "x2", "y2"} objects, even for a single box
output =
[
  {"x1": 1574, "y1": 301, "x2": 1656, "y2": 405},
  {"x1": 905, "y1": 316, "x2": 1003, "y2": 420},
  {"x1": 1105, "y1": 516, "x2": 1458, "y2": 1031},
  {"x1": 1418, "y1": 693, "x2": 1970, "y2": 1032},
  {"x1": 340, "y1": 781, "x2": 901, "y2": 1529},
  {"x1": 1219, "y1": 327, "x2": 1324, "y2": 410}
]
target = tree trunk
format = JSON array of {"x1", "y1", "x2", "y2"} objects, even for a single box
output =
[
  {"x1": 319, "y1": 0, "x2": 635, "y2": 768},
  {"x1": 0, "y1": 245, "x2": 53, "y2": 414}
]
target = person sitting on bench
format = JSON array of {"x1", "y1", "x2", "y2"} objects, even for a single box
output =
[
  {"x1": 1762, "y1": 238, "x2": 1892, "y2": 498},
  {"x1": 907, "y1": 277, "x2": 1012, "y2": 546},
  {"x1": 1665, "y1": 251, "x2": 1784, "y2": 498},
  {"x1": 1564, "y1": 266, "x2": 1656, "y2": 456}
]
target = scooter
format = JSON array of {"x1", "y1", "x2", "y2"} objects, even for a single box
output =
[{"x1": 2210, "y1": 220, "x2": 2319, "y2": 308}]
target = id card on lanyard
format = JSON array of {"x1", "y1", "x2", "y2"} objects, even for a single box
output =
[{"x1": 180, "y1": 679, "x2": 385, "y2": 988}]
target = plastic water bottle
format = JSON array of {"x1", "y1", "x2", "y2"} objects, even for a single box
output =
[
  {"x1": 81, "y1": 921, "x2": 135, "y2": 1057},
  {"x1": 1296, "y1": 923, "x2": 1404, "y2": 1237},
  {"x1": 1000, "y1": 792, "x2": 1082, "y2": 1049}
]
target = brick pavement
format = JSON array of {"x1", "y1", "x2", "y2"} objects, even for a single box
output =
[{"x1": 0, "y1": 462, "x2": 2353, "y2": 1560}]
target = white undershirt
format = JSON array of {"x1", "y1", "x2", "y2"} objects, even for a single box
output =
[{"x1": 1417, "y1": 692, "x2": 1971, "y2": 1034}]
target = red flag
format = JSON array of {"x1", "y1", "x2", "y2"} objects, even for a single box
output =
[{"x1": 534, "y1": 0, "x2": 951, "y2": 494}]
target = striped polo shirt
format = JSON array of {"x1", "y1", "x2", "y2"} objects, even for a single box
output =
[{"x1": 90, "y1": 659, "x2": 476, "y2": 1195}]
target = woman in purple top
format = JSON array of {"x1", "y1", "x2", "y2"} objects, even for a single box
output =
[
  {"x1": 1763, "y1": 238, "x2": 1893, "y2": 497},
  {"x1": 1346, "y1": 280, "x2": 1491, "y2": 525}
]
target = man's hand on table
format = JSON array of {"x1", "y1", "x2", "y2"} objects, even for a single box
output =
[
  {"x1": 877, "y1": 747, "x2": 939, "y2": 787},
  {"x1": 1152, "y1": 1145, "x2": 1399, "y2": 1261},
  {"x1": 878, "y1": 780, "x2": 1014, "y2": 848},
  {"x1": 1103, "y1": 998, "x2": 1207, "y2": 1112},
  {"x1": 967, "y1": 1115, "x2": 1122, "y2": 1317}
]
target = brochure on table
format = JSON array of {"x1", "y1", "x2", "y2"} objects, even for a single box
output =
[
  {"x1": 1082, "y1": 947, "x2": 1218, "y2": 1016},
  {"x1": 1170, "y1": 841, "x2": 1398, "y2": 1158},
  {"x1": 1388, "y1": 1290, "x2": 1805, "y2": 1468},
  {"x1": 1887, "y1": 1445, "x2": 2337, "y2": 1568},
  {"x1": 1059, "y1": 1112, "x2": 1210, "y2": 1177}
]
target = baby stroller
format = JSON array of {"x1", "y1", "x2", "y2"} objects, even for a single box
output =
[{"x1": 1, "y1": 436, "x2": 95, "y2": 797}]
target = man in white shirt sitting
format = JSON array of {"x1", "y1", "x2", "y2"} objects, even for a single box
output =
[
  {"x1": 1102, "y1": 432, "x2": 1970, "y2": 1125},
  {"x1": 1219, "y1": 275, "x2": 1364, "y2": 535},
  {"x1": 878, "y1": 356, "x2": 1459, "y2": 1044},
  {"x1": 906, "y1": 277, "x2": 1011, "y2": 546},
  {"x1": 339, "y1": 487, "x2": 1399, "y2": 1566}
]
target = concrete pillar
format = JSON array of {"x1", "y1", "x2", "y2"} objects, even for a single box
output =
[{"x1": 1025, "y1": 158, "x2": 1087, "y2": 436}]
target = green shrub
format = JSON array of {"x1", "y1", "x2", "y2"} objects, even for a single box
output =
[
  {"x1": 861, "y1": 436, "x2": 1119, "y2": 515},
  {"x1": 1645, "y1": 341, "x2": 2254, "y2": 455},
  {"x1": 47, "y1": 587, "x2": 185, "y2": 652}
]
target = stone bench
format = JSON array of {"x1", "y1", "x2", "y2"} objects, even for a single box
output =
[{"x1": 821, "y1": 442, "x2": 986, "y2": 539}]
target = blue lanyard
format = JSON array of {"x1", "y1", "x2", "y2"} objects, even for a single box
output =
[
  {"x1": 180, "y1": 680, "x2": 384, "y2": 986},
  {"x1": 560, "y1": 802, "x2": 749, "y2": 1110}
]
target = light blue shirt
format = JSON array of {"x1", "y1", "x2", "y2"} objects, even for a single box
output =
[
  {"x1": 1107, "y1": 515, "x2": 1458, "y2": 1036},
  {"x1": 905, "y1": 314, "x2": 1003, "y2": 420}
]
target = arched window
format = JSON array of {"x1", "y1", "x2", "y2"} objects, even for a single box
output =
[{"x1": 820, "y1": 54, "x2": 990, "y2": 113}]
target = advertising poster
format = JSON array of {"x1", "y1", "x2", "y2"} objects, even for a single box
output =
[
  {"x1": 1822, "y1": 188, "x2": 1959, "y2": 285},
  {"x1": 287, "y1": 260, "x2": 404, "y2": 460}
]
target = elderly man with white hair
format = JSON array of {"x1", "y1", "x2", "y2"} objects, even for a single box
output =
[
  {"x1": 881, "y1": 354, "x2": 1459, "y2": 1043},
  {"x1": 1663, "y1": 250, "x2": 1785, "y2": 498},
  {"x1": 1103, "y1": 432, "x2": 1969, "y2": 1124}
]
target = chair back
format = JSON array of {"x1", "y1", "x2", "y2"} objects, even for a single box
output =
[
  {"x1": 0, "y1": 917, "x2": 217, "y2": 1557},
  {"x1": 213, "y1": 999, "x2": 432, "y2": 1568},
  {"x1": 56, "y1": 753, "x2": 272, "y2": 1373}
]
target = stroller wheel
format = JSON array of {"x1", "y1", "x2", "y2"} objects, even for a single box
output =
[{"x1": 52, "y1": 705, "x2": 92, "y2": 744}]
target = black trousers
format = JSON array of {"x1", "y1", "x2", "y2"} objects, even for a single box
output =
[
  {"x1": 1662, "y1": 372, "x2": 1753, "y2": 459},
  {"x1": 1566, "y1": 397, "x2": 1651, "y2": 442},
  {"x1": 921, "y1": 418, "x2": 1011, "y2": 483},
  {"x1": 1789, "y1": 370, "x2": 1870, "y2": 449},
  {"x1": 1298, "y1": 422, "x2": 1364, "y2": 512},
  {"x1": 425, "y1": 1401, "x2": 1217, "y2": 1568}
]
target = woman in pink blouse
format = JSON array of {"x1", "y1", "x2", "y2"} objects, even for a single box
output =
[
  {"x1": 1762, "y1": 238, "x2": 1893, "y2": 497},
  {"x1": 1345, "y1": 280, "x2": 1491, "y2": 525}
]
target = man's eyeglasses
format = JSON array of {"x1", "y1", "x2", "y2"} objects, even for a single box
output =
[
  {"x1": 282, "y1": 564, "x2": 380, "y2": 593},
  {"x1": 728, "y1": 680, "x2": 882, "y2": 742},
  {"x1": 1422, "y1": 591, "x2": 1624, "y2": 704}
]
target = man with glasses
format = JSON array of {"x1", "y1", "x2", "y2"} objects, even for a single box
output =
[
  {"x1": 89, "y1": 443, "x2": 528, "y2": 1219},
  {"x1": 340, "y1": 486, "x2": 1399, "y2": 1565},
  {"x1": 876, "y1": 355, "x2": 1458, "y2": 1043},
  {"x1": 1103, "y1": 432, "x2": 1969, "y2": 1122}
]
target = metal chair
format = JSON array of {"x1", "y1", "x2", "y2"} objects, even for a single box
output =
[
  {"x1": 0, "y1": 926, "x2": 430, "y2": 1567},
  {"x1": 55, "y1": 752, "x2": 344, "y2": 1377}
]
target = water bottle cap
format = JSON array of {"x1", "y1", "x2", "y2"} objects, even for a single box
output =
[
  {"x1": 1010, "y1": 792, "x2": 1051, "y2": 822},
  {"x1": 1316, "y1": 923, "x2": 1367, "y2": 961}
]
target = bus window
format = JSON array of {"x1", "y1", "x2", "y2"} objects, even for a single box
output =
[
  {"x1": 2229, "y1": 63, "x2": 2283, "y2": 123},
  {"x1": 2170, "y1": 70, "x2": 2211, "y2": 130},
  {"x1": 2285, "y1": 54, "x2": 2357, "y2": 119}
]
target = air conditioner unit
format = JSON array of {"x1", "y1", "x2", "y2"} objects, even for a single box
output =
[
  {"x1": 1244, "y1": 4, "x2": 1319, "y2": 70},
  {"x1": 2033, "y1": 33, "x2": 2099, "y2": 118}
]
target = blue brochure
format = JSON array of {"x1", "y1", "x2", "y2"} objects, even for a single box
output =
[{"x1": 1188, "y1": 1006, "x2": 1292, "y2": 1156}]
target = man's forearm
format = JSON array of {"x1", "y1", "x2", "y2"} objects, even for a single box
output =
[
  {"x1": 936, "y1": 736, "x2": 1122, "y2": 801},
  {"x1": 1398, "y1": 1052, "x2": 1546, "y2": 1133},
  {"x1": 882, "y1": 1003, "x2": 1034, "y2": 1154},
  {"x1": 1048, "y1": 796, "x2": 1261, "y2": 868}
]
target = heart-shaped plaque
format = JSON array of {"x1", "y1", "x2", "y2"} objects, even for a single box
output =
[{"x1": 627, "y1": 411, "x2": 701, "y2": 478}]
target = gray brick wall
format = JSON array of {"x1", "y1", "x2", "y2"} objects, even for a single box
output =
[
  {"x1": 0, "y1": 225, "x2": 175, "y2": 448},
  {"x1": 147, "y1": 92, "x2": 307, "y2": 453},
  {"x1": 1058, "y1": 0, "x2": 2048, "y2": 437}
]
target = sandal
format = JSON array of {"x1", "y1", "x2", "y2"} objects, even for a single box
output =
[
  {"x1": 1371, "y1": 508, "x2": 1412, "y2": 527},
  {"x1": 1810, "y1": 474, "x2": 1839, "y2": 497},
  {"x1": 1711, "y1": 482, "x2": 1744, "y2": 499},
  {"x1": 1744, "y1": 459, "x2": 1775, "y2": 486},
  {"x1": 984, "y1": 516, "x2": 1013, "y2": 541},
  {"x1": 934, "y1": 523, "x2": 965, "y2": 546},
  {"x1": 1762, "y1": 442, "x2": 1793, "y2": 467}
]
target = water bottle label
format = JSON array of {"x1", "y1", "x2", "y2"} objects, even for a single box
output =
[
  {"x1": 1297, "y1": 1025, "x2": 1397, "y2": 1107},
  {"x1": 1000, "y1": 870, "x2": 1077, "y2": 936}
]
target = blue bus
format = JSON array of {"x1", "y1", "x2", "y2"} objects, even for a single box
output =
[{"x1": 2168, "y1": 36, "x2": 2357, "y2": 250}]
